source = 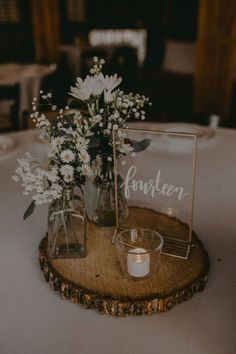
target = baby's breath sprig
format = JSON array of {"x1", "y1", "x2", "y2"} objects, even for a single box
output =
[{"x1": 90, "y1": 56, "x2": 105, "y2": 75}]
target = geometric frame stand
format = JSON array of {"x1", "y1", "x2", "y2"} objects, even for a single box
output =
[
  {"x1": 39, "y1": 207, "x2": 209, "y2": 317},
  {"x1": 113, "y1": 128, "x2": 197, "y2": 260}
]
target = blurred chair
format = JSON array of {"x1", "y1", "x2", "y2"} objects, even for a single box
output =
[
  {"x1": 156, "y1": 40, "x2": 196, "y2": 122},
  {"x1": 88, "y1": 29, "x2": 147, "y2": 67},
  {"x1": 0, "y1": 84, "x2": 20, "y2": 132},
  {"x1": 163, "y1": 40, "x2": 196, "y2": 74},
  {"x1": 135, "y1": 40, "x2": 197, "y2": 123}
]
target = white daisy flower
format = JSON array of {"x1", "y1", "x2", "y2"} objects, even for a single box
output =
[
  {"x1": 104, "y1": 74, "x2": 122, "y2": 103},
  {"x1": 69, "y1": 73, "x2": 107, "y2": 101},
  {"x1": 60, "y1": 149, "x2": 75, "y2": 163},
  {"x1": 60, "y1": 164, "x2": 74, "y2": 177},
  {"x1": 46, "y1": 167, "x2": 59, "y2": 182},
  {"x1": 51, "y1": 136, "x2": 64, "y2": 148},
  {"x1": 69, "y1": 77, "x2": 92, "y2": 101},
  {"x1": 78, "y1": 149, "x2": 90, "y2": 164},
  {"x1": 91, "y1": 73, "x2": 106, "y2": 96},
  {"x1": 63, "y1": 174, "x2": 74, "y2": 183},
  {"x1": 105, "y1": 74, "x2": 122, "y2": 92}
]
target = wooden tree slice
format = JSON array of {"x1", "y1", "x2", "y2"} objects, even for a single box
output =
[{"x1": 39, "y1": 207, "x2": 209, "y2": 316}]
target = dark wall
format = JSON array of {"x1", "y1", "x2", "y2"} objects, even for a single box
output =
[
  {"x1": 162, "y1": 0, "x2": 199, "y2": 40},
  {"x1": 86, "y1": 0, "x2": 162, "y2": 28},
  {"x1": 60, "y1": 0, "x2": 198, "y2": 39},
  {"x1": 0, "y1": 0, "x2": 199, "y2": 63},
  {"x1": 86, "y1": 0, "x2": 198, "y2": 40},
  {"x1": 0, "y1": 0, "x2": 34, "y2": 62}
]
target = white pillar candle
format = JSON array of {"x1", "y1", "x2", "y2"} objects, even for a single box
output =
[{"x1": 127, "y1": 248, "x2": 150, "y2": 278}]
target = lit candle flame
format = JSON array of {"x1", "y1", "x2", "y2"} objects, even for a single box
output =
[{"x1": 135, "y1": 254, "x2": 143, "y2": 263}]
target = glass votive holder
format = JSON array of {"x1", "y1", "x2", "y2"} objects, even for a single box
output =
[{"x1": 115, "y1": 229, "x2": 163, "y2": 280}]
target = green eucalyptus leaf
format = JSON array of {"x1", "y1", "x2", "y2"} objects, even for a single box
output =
[
  {"x1": 23, "y1": 200, "x2": 36, "y2": 220},
  {"x1": 130, "y1": 138, "x2": 152, "y2": 152},
  {"x1": 88, "y1": 135, "x2": 101, "y2": 148}
]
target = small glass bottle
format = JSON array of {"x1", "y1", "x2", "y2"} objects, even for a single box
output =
[
  {"x1": 85, "y1": 160, "x2": 128, "y2": 227},
  {"x1": 48, "y1": 188, "x2": 86, "y2": 259}
]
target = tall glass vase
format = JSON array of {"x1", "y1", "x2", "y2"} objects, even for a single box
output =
[
  {"x1": 48, "y1": 188, "x2": 86, "y2": 259},
  {"x1": 85, "y1": 161, "x2": 128, "y2": 227}
]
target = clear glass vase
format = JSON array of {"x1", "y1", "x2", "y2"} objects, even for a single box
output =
[
  {"x1": 48, "y1": 188, "x2": 86, "y2": 259},
  {"x1": 85, "y1": 161, "x2": 128, "y2": 227}
]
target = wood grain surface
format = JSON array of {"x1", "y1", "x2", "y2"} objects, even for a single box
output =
[{"x1": 39, "y1": 207, "x2": 209, "y2": 316}]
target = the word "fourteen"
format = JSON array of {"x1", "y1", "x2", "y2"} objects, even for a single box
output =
[{"x1": 120, "y1": 165, "x2": 189, "y2": 201}]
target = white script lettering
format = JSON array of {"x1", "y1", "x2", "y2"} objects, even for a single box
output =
[{"x1": 120, "y1": 165, "x2": 189, "y2": 201}]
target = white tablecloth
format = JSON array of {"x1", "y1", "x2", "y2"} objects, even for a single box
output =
[
  {"x1": 0, "y1": 63, "x2": 55, "y2": 127},
  {"x1": 0, "y1": 126, "x2": 236, "y2": 354}
]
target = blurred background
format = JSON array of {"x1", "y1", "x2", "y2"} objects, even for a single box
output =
[{"x1": 0, "y1": 0, "x2": 236, "y2": 132}]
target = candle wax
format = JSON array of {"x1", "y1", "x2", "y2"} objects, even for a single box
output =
[{"x1": 127, "y1": 248, "x2": 150, "y2": 277}]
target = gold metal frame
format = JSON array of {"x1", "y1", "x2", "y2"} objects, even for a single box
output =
[{"x1": 112, "y1": 127, "x2": 197, "y2": 260}]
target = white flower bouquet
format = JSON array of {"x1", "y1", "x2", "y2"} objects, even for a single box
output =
[{"x1": 13, "y1": 57, "x2": 151, "y2": 219}]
